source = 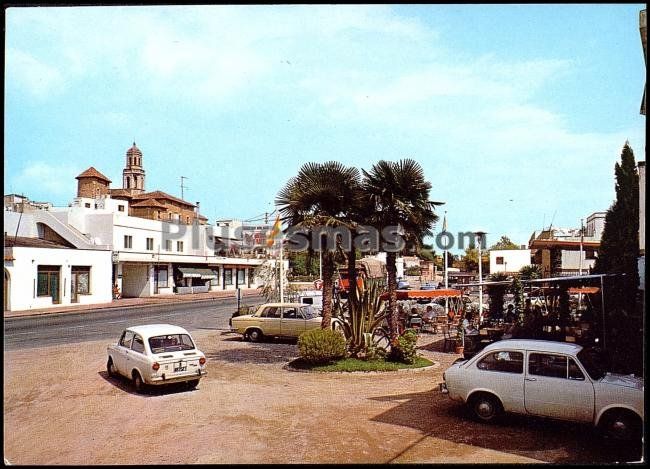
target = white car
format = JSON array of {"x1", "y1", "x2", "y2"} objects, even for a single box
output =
[
  {"x1": 107, "y1": 324, "x2": 207, "y2": 392},
  {"x1": 439, "y1": 339, "x2": 643, "y2": 440}
]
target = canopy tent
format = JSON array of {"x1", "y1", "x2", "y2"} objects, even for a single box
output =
[
  {"x1": 380, "y1": 288, "x2": 462, "y2": 301},
  {"x1": 380, "y1": 289, "x2": 466, "y2": 318},
  {"x1": 567, "y1": 287, "x2": 600, "y2": 294},
  {"x1": 178, "y1": 267, "x2": 219, "y2": 280}
]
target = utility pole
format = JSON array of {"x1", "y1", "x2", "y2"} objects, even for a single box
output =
[{"x1": 180, "y1": 176, "x2": 189, "y2": 200}]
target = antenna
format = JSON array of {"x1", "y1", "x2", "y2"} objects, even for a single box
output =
[
  {"x1": 180, "y1": 176, "x2": 189, "y2": 200},
  {"x1": 548, "y1": 210, "x2": 556, "y2": 231}
]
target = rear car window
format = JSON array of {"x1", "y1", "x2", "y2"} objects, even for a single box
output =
[
  {"x1": 476, "y1": 351, "x2": 524, "y2": 374},
  {"x1": 148, "y1": 334, "x2": 195, "y2": 353}
]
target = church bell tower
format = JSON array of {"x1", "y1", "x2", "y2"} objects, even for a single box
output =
[{"x1": 122, "y1": 142, "x2": 146, "y2": 194}]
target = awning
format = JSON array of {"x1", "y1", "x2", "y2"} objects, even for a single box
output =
[
  {"x1": 568, "y1": 287, "x2": 600, "y2": 294},
  {"x1": 178, "y1": 267, "x2": 219, "y2": 279},
  {"x1": 380, "y1": 289, "x2": 463, "y2": 301}
]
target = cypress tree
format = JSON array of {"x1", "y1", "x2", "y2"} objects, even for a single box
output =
[
  {"x1": 594, "y1": 141, "x2": 640, "y2": 290},
  {"x1": 593, "y1": 142, "x2": 641, "y2": 373}
]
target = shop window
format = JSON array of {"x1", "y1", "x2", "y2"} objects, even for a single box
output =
[
  {"x1": 237, "y1": 268, "x2": 246, "y2": 285},
  {"x1": 224, "y1": 269, "x2": 233, "y2": 285},
  {"x1": 71, "y1": 266, "x2": 91, "y2": 295},
  {"x1": 210, "y1": 268, "x2": 220, "y2": 286},
  {"x1": 37, "y1": 265, "x2": 60, "y2": 303},
  {"x1": 155, "y1": 266, "x2": 168, "y2": 288}
]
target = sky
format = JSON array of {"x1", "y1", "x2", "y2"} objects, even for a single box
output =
[{"x1": 4, "y1": 4, "x2": 646, "y2": 253}]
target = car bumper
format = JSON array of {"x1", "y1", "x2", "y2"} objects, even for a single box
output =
[{"x1": 149, "y1": 369, "x2": 206, "y2": 385}]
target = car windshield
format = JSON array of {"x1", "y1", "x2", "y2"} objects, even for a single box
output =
[
  {"x1": 576, "y1": 348, "x2": 607, "y2": 381},
  {"x1": 148, "y1": 334, "x2": 195, "y2": 353}
]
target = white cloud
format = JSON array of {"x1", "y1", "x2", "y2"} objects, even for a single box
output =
[
  {"x1": 5, "y1": 47, "x2": 65, "y2": 98},
  {"x1": 13, "y1": 162, "x2": 78, "y2": 196}
]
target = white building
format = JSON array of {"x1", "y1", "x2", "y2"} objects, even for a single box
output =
[
  {"x1": 4, "y1": 209, "x2": 112, "y2": 311},
  {"x1": 489, "y1": 249, "x2": 533, "y2": 274},
  {"x1": 58, "y1": 196, "x2": 266, "y2": 297}
]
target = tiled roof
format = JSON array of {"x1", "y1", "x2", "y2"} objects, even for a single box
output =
[
  {"x1": 130, "y1": 198, "x2": 168, "y2": 208},
  {"x1": 4, "y1": 236, "x2": 72, "y2": 249},
  {"x1": 132, "y1": 190, "x2": 195, "y2": 207},
  {"x1": 109, "y1": 189, "x2": 132, "y2": 198},
  {"x1": 76, "y1": 167, "x2": 112, "y2": 183}
]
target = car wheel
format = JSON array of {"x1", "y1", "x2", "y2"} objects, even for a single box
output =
[
  {"x1": 248, "y1": 329, "x2": 263, "y2": 343},
  {"x1": 107, "y1": 357, "x2": 117, "y2": 378},
  {"x1": 186, "y1": 379, "x2": 200, "y2": 390},
  {"x1": 601, "y1": 410, "x2": 642, "y2": 441},
  {"x1": 469, "y1": 393, "x2": 502, "y2": 422},
  {"x1": 132, "y1": 371, "x2": 146, "y2": 393}
]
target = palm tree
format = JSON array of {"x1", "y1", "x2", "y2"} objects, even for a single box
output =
[
  {"x1": 361, "y1": 159, "x2": 442, "y2": 343},
  {"x1": 276, "y1": 161, "x2": 362, "y2": 328}
]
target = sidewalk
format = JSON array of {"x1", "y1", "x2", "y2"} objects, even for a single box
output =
[{"x1": 4, "y1": 289, "x2": 264, "y2": 320}]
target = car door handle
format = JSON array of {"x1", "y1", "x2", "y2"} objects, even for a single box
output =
[{"x1": 525, "y1": 377, "x2": 536, "y2": 382}]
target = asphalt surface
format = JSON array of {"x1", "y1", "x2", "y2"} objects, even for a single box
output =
[{"x1": 4, "y1": 293, "x2": 266, "y2": 350}]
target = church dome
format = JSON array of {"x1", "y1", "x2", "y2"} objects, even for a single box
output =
[{"x1": 126, "y1": 142, "x2": 142, "y2": 158}]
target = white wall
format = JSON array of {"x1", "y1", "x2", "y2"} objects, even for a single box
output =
[
  {"x1": 4, "y1": 246, "x2": 112, "y2": 311},
  {"x1": 489, "y1": 249, "x2": 532, "y2": 274},
  {"x1": 561, "y1": 250, "x2": 595, "y2": 272}
]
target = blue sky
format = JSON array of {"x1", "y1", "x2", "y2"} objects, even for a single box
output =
[{"x1": 4, "y1": 4, "x2": 646, "y2": 253}]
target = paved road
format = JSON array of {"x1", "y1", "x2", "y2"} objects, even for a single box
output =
[{"x1": 3, "y1": 294, "x2": 266, "y2": 350}]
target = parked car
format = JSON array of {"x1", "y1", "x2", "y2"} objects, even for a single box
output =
[
  {"x1": 230, "y1": 302, "x2": 322, "y2": 342},
  {"x1": 420, "y1": 283, "x2": 436, "y2": 290},
  {"x1": 439, "y1": 339, "x2": 643, "y2": 441},
  {"x1": 107, "y1": 324, "x2": 207, "y2": 393},
  {"x1": 397, "y1": 279, "x2": 411, "y2": 290}
]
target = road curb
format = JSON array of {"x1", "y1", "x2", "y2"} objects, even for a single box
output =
[{"x1": 4, "y1": 292, "x2": 264, "y2": 320}]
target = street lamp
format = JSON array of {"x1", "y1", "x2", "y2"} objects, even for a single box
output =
[{"x1": 474, "y1": 231, "x2": 487, "y2": 323}]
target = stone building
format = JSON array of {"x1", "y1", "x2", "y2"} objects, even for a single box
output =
[{"x1": 75, "y1": 142, "x2": 207, "y2": 225}]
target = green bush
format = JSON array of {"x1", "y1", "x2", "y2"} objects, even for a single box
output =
[
  {"x1": 298, "y1": 328, "x2": 347, "y2": 365},
  {"x1": 388, "y1": 329, "x2": 419, "y2": 364}
]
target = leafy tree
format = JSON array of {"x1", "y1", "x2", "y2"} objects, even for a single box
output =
[
  {"x1": 461, "y1": 247, "x2": 488, "y2": 272},
  {"x1": 276, "y1": 161, "x2": 362, "y2": 328},
  {"x1": 489, "y1": 235, "x2": 520, "y2": 251},
  {"x1": 418, "y1": 243, "x2": 436, "y2": 261},
  {"x1": 288, "y1": 251, "x2": 319, "y2": 278},
  {"x1": 361, "y1": 159, "x2": 442, "y2": 343},
  {"x1": 518, "y1": 264, "x2": 542, "y2": 280}
]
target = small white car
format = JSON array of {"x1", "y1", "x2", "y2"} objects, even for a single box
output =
[
  {"x1": 107, "y1": 324, "x2": 207, "y2": 392},
  {"x1": 439, "y1": 339, "x2": 643, "y2": 440}
]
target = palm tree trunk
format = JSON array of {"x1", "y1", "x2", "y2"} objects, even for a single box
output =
[
  {"x1": 386, "y1": 251, "x2": 399, "y2": 343},
  {"x1": 321, "y1": 251, "x2": 335, "y2": 328}
]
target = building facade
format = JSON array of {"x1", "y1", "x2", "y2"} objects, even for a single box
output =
[
  {"x1": 489, "y1": 249, "x2": 533, "y2": 274},
  {"x1": 4, "y1": 143, "x2": 274, "y2": 311},
  {"x1": 528, "y1": 212, "x2": 605, "y2": 278}
]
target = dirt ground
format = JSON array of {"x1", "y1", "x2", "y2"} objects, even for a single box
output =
[{"x1": 3, "y1": 331, "x2": 643, "y2": 465}]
